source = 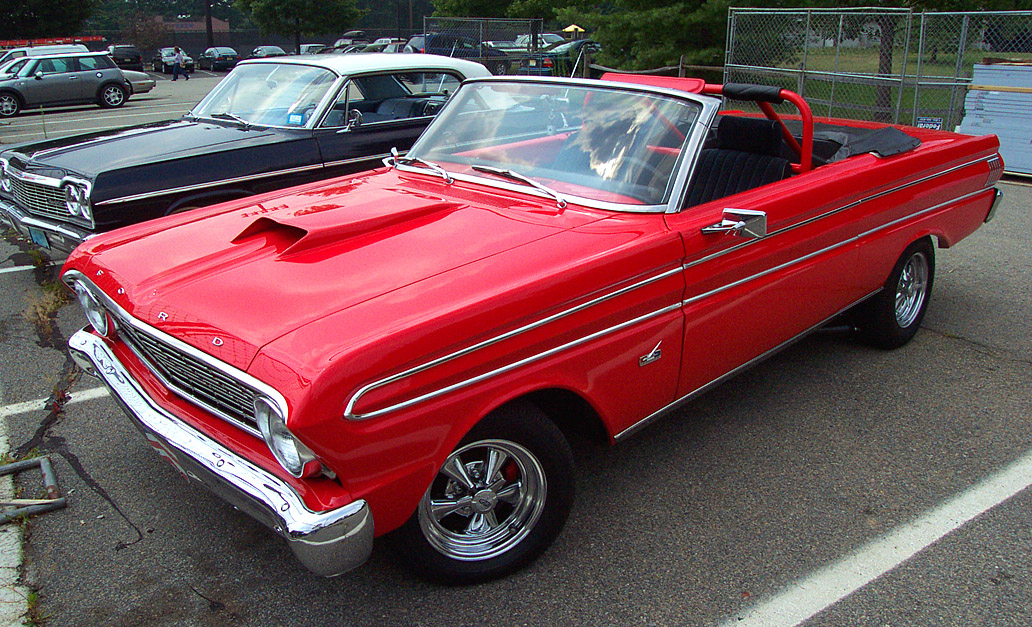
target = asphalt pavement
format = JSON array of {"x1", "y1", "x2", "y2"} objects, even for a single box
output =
[{"x1": 0, "y1": 91, "x2": 1030, "y2": 625}]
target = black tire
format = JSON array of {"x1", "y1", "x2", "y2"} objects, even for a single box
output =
[
  {"x1": 491, "y1": 60, "x2": 508, "y2": 75},
  {"x1": 0, "y1": 92, "x2": 20, "y2": 118},
  {"x1": 395, "y1": 401, "x2": 574, "y2": 584},
  {"x1": 854, "y1": 238, "x2": 935, "y2": 349},
  {"x1": 98, "y1": 84, "x2": 127, "y2": 109}
]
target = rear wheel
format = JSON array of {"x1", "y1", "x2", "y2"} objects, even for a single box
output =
[
  {"x1": 396, "y1": 402, "x2": 574, "y2": 584},
  {"x1": 855, "y1": 238, "x2": 935, "y2": 349},
  {"x1": 0, "y1": 92, "x2": 20, "y2": 118},
  {"x1": 490, "y1": 60, "x2": 508, "y2": 75},
  {"x1": 99, "y1": 84, "x2": 127, "y2": 109}
]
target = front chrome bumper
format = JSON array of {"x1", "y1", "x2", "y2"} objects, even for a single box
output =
[
  {"x1": 68, "y1": 328, "x2": 374, "y2": 577},
  {"x1": 0, "y1": 197, "x2": 90, "y2": 256}
]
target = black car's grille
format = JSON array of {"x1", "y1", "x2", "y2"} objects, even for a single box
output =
[
  {"x1": 117, "y1": 318, "x2": 260, "y2": 433},
  {"x1": 9, "y1": 176, "x2": 68, "y2": 222}
]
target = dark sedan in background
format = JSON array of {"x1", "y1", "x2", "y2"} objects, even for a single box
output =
[
  {"x1": 106, "y1": 45, "x2": 144, "y2": 71},
  {"x1": 197, "y1": 47, "x2": 240, "y2": 71},
  {"x1": 0, "y1": 54, "x2": 490, "y2": 255}
]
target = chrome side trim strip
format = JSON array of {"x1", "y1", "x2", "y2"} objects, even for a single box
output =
[
  {"x1": 681, "y1": 186, "x2": 995, "y2": 307},
  {"x1": 95, "y1": 162, "x2": 329, "y2": 207},
  {"x1": 345, "y1": 302, "x2": 682, "y2": 421},
  {"x1": 614, "y1": 289, "x2": 882, "y2": 442},
  {"x1": 321, "y1": 153, "x2": 390, "y2": 169},
  {"x1": 682, "y1": 154, "x2": 996, "y2": 271},
  {"x1": 62, "y1": 270, "x2": 287, "y2": 438}
]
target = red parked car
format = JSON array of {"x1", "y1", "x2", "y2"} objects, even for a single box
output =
[{"x1": 62, "y1": 74, "x2": 1002, "y2": 583}]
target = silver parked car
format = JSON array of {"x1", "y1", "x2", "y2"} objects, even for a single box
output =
[{"x1": 0, "y1": 52, "x2": 131, "y2": 117}]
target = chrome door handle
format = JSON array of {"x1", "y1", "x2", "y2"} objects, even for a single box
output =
[{"x1": 701, "y1": 208, "x2": 767, "y2": 238}]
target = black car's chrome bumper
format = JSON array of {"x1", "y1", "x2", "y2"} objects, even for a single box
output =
[
  {"x1": 0, "y1": 197, "x2": 89, "y2": 256},
  {"x1": 68, "y1": 328, "x2": 374, "y2": 577}
]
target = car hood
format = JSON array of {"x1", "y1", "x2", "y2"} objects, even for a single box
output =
[
  {"x1": 3, "y1": 118, "x2": 298, "y2": 179},
  {"x1": 69, "y1": 170, "x2": 607, "y2": 371}
]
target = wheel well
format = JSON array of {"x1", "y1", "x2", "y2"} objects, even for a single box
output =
[
  {"x1": 495, "y1": 389, "x2": 609, "y2": 446},
  {"x1": 0, "y1": 89, "x2": 23, "y2": 104},
  {"x1": 96, "y1": 81, "x2": 125, "y2": 96}
]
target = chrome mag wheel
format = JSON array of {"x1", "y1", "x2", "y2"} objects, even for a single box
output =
[
  {"x1": 418, "y1": 438, "x2": 547, "y2": 561},
  {"x1": 894, "y1": 251, "x2": 929, "y2": 329}
]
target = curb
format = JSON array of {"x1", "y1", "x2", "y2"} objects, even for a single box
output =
[{"x1": 0, "y1": 418, "x2": 27, "y2": 627}]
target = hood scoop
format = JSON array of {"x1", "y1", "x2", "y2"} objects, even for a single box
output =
[{"x1": 233, "y1": 200, "x2": 464, "y2": 259}]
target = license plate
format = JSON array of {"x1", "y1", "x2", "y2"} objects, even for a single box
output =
[{"x1": 27, "y1": 227, "x2": 50, "y2": 250}]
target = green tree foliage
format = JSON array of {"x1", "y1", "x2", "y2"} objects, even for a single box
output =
[
  {"x1": 235, "y1": 0, "x2": 364, "y2": 52},
  {"x1": 1, "y1": 0, "x2": 92, "y2": 38}
]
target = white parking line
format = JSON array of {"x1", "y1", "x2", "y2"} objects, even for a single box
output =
[
  {"x1": 0, "y1": 409, "x2": 29, "y2": 627},
  {"x1": 0, "y1": 387, "x2": 109, "y2": 419},
  {"x1": 0, "y1": 266, "x2": 36, "y2": 276},
  {"x1": 720, "y1": 448, "x2": 1032, "y2": 627}
]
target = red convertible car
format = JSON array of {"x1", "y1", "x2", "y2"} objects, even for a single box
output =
[{"x1": 61, "y1": 74, "x2": 1002, "y2": 583}]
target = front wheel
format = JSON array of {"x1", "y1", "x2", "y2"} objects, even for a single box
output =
[
  {"x1": 490, "y1": 60, "x2": 509, "y2": 75},
  {"x1": 99, "y1": 84, "x2": 127, "y2": 108},
  {"x1": 396, "y1": 402, "x2": 574, "y2": 584},
  {"x1": 854, "y1": 238, "x2": 935, "y2": 349},
  {"x1": 0, "y1": 92, "x2": 20, "y2": 118}
]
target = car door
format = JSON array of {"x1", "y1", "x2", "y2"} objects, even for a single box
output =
[
  {"x1": 21, "y1": 57, "x2": 79, "y2": 106},
  {"x1": 314, "y1": 70, "x2": 463, "y2": 176},
  {"x1": 664, "y1": 128, "x2": 862, "y2": 400},
  {"x1": 72, "y1": 55, "x2": 108, "y2": 102}
]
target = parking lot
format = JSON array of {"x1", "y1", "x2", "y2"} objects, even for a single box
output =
[
  {"x1": 0, "y1": 70, "x2": 222, "y2": 145},
  {"x1": 1, "y1": 88, "x2": 1031, "y2": 626}
]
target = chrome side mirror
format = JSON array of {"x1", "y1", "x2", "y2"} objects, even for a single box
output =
[
  {"x1": 701, "y1": 208, "x2": 767, "y2": 239},
  {"x1": 345, "y1": 109, "x2": 363, "y2": 131},
  {"x1": 34, "y1": 70, "x2": 44, "y2": 80}
]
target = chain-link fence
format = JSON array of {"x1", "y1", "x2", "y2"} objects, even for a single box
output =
[
  {"x1": 422, "y1": 17, "x2": 562, "y2": 76},
  {"x1": 725, "y1": 8, "x2": 1032, "y2": 130}
]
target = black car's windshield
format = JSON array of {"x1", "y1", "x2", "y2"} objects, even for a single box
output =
[
  {"x1": 407, "y1": 81, "x2": 701, "y2": 207},
  {"x1": 191, "y1": 63, "x2": 337, "y2": 127}
]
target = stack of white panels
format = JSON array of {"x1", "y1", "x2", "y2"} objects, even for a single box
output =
[{"x1": 957, "y1": 63, "x2": 1032, "y2": 175}]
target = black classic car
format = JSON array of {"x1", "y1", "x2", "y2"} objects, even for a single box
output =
[{"x1": 0, "y1": 54, "x2": 490, "y2": 255}]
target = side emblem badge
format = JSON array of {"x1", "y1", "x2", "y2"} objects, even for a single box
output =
[
  {"x1": 158, "y1": 312, "x2": 168, "y2": 321},
  {"x1": 212, "y1": 338, "x2": 224, "y2": 347},
  {"x1": 639, "y1": 341, "x2": 662, "y2": 367}
]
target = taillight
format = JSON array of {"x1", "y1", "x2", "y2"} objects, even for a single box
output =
[{"x1": 543, "y1": 58, "x2": 553, "y2": 68}]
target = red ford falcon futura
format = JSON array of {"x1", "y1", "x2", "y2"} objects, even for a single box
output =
[{"x1": 61, "y1": 73, "x2": 1003, "y2": 583}]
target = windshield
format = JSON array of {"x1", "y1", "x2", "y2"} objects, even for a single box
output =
[
  {"x1": 407, "y1": 81, "x2": 701, "y2": 207},
  {"x1": 191, "y1": 63, "x2": 338, "y2": 127}
]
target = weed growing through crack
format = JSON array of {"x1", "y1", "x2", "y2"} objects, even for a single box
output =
[
  {"x1": 22, "y1": 281, "x2": 71, "y2": 342},
  {"x1": 25, "y1": 588, "x2": 53, "y2": 626}
]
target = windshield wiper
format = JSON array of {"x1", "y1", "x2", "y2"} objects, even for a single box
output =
[
  {"x1": 208, "y1": 112, "x2": 251, "y2": 128},
  {"x1": 389, "y1": 147, "x2": 453, "y2": 184},
  {"x1": 472, "y1": 165, "x2": 568, "y2": 208}
]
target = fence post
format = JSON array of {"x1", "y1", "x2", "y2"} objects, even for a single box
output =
[
  {"x1": 582, "y1": 50, "x2": 592, "y2": 78},
  {"x1": 912, "y1": 12, "x2": 927, "y2": 126},
  {"x1": 799, "y1": 9, "x2": 812, "y2": 98},
  {"x1": 894, "y1": 10, "x2": 914, "y2": 125},
  {"x1": 829, "y1": 14, "x2": 845, "y2": 117},
  {"x1": 723, "y1": 8, "x2": 735, "y2": 86},
  {"x1": 947, "y1": 15, "x2": 971, "y2": 130},
  {"x1": 678, "y1": 55, "x2": 686, "y2": 77}
]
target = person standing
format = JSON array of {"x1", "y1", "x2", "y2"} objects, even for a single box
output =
[{"x1": 172, "y1": 46, "x2": 189, "y2": 81}]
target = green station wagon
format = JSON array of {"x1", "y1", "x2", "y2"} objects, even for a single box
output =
[{"x1": 0, "y1": 51, "x2": 131, "y2": 118}]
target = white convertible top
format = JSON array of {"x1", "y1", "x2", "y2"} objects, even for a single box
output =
[{"x1": 240, "y1": 53, "x2": 492, "y2": 79}]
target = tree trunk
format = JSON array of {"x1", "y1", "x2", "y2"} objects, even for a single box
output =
[{"x1": 295, "y1": 17, "x2": 301, "y2": 55}]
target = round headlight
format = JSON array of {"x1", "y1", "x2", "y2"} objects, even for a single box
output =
[
  {"x1": 65, "y1": 184, "x2": 84, "y2": 216},
  {"x1": 255, "y1": 398, "x2": 317, "y2": 477},
  {"x1": 72, "y1": 280, "x2": 109, "y2": 336}
]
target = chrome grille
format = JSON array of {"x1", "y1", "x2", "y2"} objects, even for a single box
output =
[
  {"x1": 116, "y1": 319, "x2": 260, "y2": 432},
  {"x1": 9, "y1": 176, "x2": 68, "y2": 222}
]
